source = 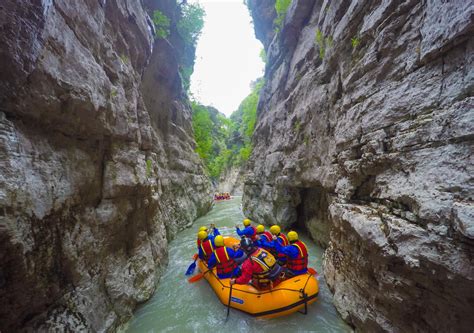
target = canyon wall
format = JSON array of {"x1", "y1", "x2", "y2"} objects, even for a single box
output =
[
  {"x1": 244, "y1": 0, "x2": 474, "y2": 332},
  {"x1": 0, "y1": 0, "x2": 211, "y2": 331},
  {"x1": 218, "y1": 166, "x2": 245, "y2": 195}
]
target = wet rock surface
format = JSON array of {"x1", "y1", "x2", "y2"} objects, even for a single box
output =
[
  {"x1": 244, "y1": 0, "x2": 474, "y2": 331},
  {"x1": 0, "y1": 0, "x2": 211, "y2": 331}
]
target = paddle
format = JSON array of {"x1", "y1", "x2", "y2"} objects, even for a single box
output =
[
  {"x1": 185, "y1": 254, "x2": 199, "y2": 276},
  {"x1": 185, "y1": 260, "x2": 197, "y2": 276},
  {"x1": 225, "y1": 282, "x2": 233, "y2": 322},
  {"x1": 188, "y1": 269, "x2": 211, "y2": 283}
]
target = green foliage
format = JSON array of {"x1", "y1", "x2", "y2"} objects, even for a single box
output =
[
  {"x1": 153, "y1": 10, "x2": 170, "y2": 39},
  {"x1": 315, "y1": 29, "x2": 325, "y2": 59},
  {"x1": 191, "y1": 102, "x2": 213, "y2": 161},
  {"x1": 293, "y1": 119, "x2": 301, "y2": 133},
  {"x1": 190, "y1": 79, "x2": 265, "y2": 180},
  {"x1": 120, "y1": 54, "x2": 129, "y2": 64},
  {"x1": 315, "y1": 29, "x2": 333, "y2": 59},
  {"x1": 304, "y1": 134, "x2": 310, "y2": 146},
  {"x1": 191, "y1": 102, "x2": 232, "y2": 179},
  {"x1": 274, "y1": 0, "x2": 292, "y2": 33},
  {"x1": 232, "y1": 79, "x2": 264, "y2": 163},
  {"x1": 327, "y1": 35, "x2": 333, "y2": 47},
  {"x1": 239, "y1": 145, "x2": 252, "y2": 161},
  {"x1": 240, "y1": 80, "x2": 263, "y2": 139},
  {"x1": 110, "y1": 88, "x2": 117, "y2": 98},
  {"x1": 179, "y1": 66, "x2": 193, "y2": 92},
  {"x1": 351, "y1": 36, "x2": 360, "y2": 49},
  {"x1": 177, "y1": 3, "x2": 205, "y2": 46},
  {"x1": 146, "y1": 159, "x2": 153, "y2": 177},
  {"x1": 259, "y1": 48, "x2": 267, "y2": 64}
]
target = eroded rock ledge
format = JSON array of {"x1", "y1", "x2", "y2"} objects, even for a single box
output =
[
  {"x1": 0, "y1": 1, "x2": 211, "y2": 331},
  {"x1": 244, "y1": 0, "x2": 474, "y2": 331}
]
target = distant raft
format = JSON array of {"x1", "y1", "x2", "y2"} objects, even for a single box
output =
[
  {"x1": 197, "y1": 237, "x2": 319, "y2": 319},
  {"x1": 213, "y1": 193, "x2": 231, "y2": 201}
]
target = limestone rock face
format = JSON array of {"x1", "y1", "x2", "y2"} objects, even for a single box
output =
[
  {"x1": 0, "y1": 0, "x2": 211, "y2": 331},
  {"x1": 218, "y1": 166, "x2": 245, "y2": 195},
  {"x1": 244, "y1": 0, "x2": 474, "y2": 331}
]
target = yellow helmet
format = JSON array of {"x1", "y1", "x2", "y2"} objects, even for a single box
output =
[
  {"x1": 287, "y1": 231, "x2": 298, "y2": 242},
  {"x1": 197, "y1": 231, "x2": 208, "y2": 240},
  {"x1": 199, "y1": 226, "x2": 208, "y2": 232},
  {"x1": 256, "y1": 224, "x2": 265, "y2": 233},
  {"x1": 214, "y1": 235, "x2": 224, "y2": 247},
  {"x1": 243, "y1": 218, "x2": 251, "y2": 226},
  {"x1": 270, "y1": 225, "x2": 281, "y2": 235}
]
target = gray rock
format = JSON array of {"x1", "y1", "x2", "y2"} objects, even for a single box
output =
[
  {"x1": 244, "y1": 0, "x2": 474, "y2": 331},
  {"x1": 0, "y1": 1, "x2": 211, "y2": 331}
]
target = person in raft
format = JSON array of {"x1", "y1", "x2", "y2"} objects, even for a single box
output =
[
  {"x1": 254, "y1": 224, "x2": 274, "y2": 250},
  {"x1": 197, "y1": 224, "x2": 219, "y2": 249},
  {"x1": 236, "y1": 218, "x2": 257, "y2": 241},
  {"x1": 199, "y1": 224, "x2": 220, "y2": 240},
  {"x1": 207, "y1": 235, "x2": 245, "y2": 279},
  {"x1": 266, "y1": 225, "x2": 289, "y2": 266},
  {"x1": 230, "y1": 237, "x2": 282, "y2": 290},
  {"x1": 197, "y1": 230, "x2": 217, "y2": 261},
  {"x1": 273, "y1": 231, "x2": 309, "y2": 277}
]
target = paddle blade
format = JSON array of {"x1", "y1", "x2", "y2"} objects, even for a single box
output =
[
  {"x1": 185, "y1": 261, "x2": 196, "y2": 276},
  {"x1": 308, "y1": 267, "x2": 319, "y2": 277},
  {"x1": 188, "y1": 273, "x2": 204, "y2": 283}
]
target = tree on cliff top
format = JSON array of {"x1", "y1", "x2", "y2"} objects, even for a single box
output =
[
  {"x1": 178, "y1": 3, "x2": 205, "y2": 46},
  {"x1": 177, "y1": 3, "x2": 205, "y2": 92}
]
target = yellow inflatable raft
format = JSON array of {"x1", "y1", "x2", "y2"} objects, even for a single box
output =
[{"x1": 197, "y1": 237, "x2": 319, "y2": 319}]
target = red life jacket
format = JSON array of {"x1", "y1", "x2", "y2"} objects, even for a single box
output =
[
  {"x1": 278, "y1": 233, "x2": 289, "y2": 246},
  {"x1": 249, "y1": 226, "x2": 258, "y2": 241},
  {"x1": 214, "y1": 246, "x2": 237, "y2": 276},
  {"x1": 259, "y1": 231, "x2": 273, "y2": 242},
  {"x1": 200, "y1": 238, "x2": 214, "y2": 259},
  {"x1": 196, "y1": 239, "x2": 202, "y2": 247},
  {"x1": 287, "y1": 240, "x2": 308, "y2": 272}
]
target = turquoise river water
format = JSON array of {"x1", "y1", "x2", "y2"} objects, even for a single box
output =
[{"x1": 125, "y1": 196, "x2": 351, "y2": 333}]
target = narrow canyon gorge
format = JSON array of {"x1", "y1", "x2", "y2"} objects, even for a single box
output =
[{"x1": 0, "y1": 0, "x2": 473, "y2": 332}]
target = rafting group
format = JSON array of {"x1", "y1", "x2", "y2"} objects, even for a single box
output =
[
  {"x1": 214, "y1": 192, "x2": 231, "y2": 201},
  {"x1": 187, "y1": 218, "x2": 319, "y2": 318}
]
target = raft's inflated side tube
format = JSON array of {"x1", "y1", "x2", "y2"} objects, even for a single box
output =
[{"x1": 197, "y1": 237, "x2": 319, "y2": 319}]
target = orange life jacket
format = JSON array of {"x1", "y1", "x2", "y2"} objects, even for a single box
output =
[{"x1": 286, "y1": 240, "x2": 308, "y2": 272}]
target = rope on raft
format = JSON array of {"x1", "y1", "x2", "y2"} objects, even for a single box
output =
[{"x1": 209, "y1": 267, "x2": 314, "y2": 297}]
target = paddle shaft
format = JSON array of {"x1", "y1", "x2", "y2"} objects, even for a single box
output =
[
  {"x1": 188, "y1": 269, "x2": 211, "y2": 283},
  {"x1": 225, "y1": 283, "x2": 233, "y2": 322}
]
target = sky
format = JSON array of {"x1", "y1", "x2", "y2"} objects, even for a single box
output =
[{"x1": 189, "y1": 0, "x2": 265, "y2": 117}]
